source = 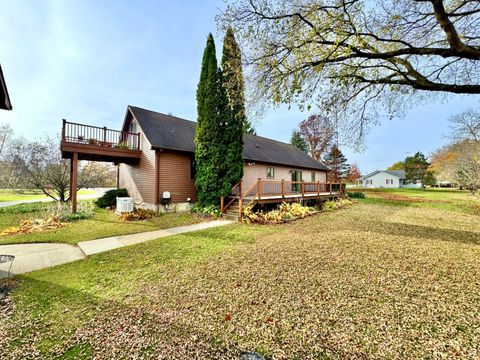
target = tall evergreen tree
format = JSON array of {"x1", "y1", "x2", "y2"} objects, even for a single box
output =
[
  {"x1": 195, "y1": 34, "x2": 228, "y2": 206},
  {"x1": 221, "y1": 27, "x2": 247, "y2": 188},
  {"x1": 290, "y1": 130, "x2": 308, "y2": 153},
  {"x1": 404, "y1": 151, "x2": 435, "y2": 186},
  {"x1": 324, "y1": 144, "x2": 349, "y2": 182}
]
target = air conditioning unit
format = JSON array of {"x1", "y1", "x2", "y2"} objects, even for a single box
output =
[{"x1": 116, "y1": 197, "x2": 134, "y2": 214}]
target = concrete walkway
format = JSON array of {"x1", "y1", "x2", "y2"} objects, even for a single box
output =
[{"x1": 0, "y1": 220, "x2": 232, "y2": 278}]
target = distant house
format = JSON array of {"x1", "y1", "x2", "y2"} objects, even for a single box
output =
[
  {"x1": 358, "y1": 170, "x2": 422, "y2": 189},
  {"x1": 61, "y1": 106, "x2": 343, "y2": 217},
  {"x1": 0, "y1": 64, "x2": 12, "y2": 111}
]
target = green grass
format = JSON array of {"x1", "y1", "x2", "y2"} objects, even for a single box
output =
[
  {"x1": 1, "y1": 188, "x2": 480, "y2": 358},
  {"x1": 0, "y1": 205, "x2": 205, "y2": 245},
  {"x1": 355, "y1": 187, "x2": 480, "y2": 214},
  {"x1": 0, "y1": 189, "x2": 96, "y2": 202}
]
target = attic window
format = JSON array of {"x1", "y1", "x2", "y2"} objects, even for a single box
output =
[{"x1": 129, "y1": 121, "x2": 137, "y2": 134}]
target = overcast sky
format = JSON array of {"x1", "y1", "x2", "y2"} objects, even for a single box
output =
[{"x1": 1, "y1": 0, "x2": 478, "y2": 174}]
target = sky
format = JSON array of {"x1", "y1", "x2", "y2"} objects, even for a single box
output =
[{"x1": 0, "y1": 0, "x2": 478, "y2": 174}]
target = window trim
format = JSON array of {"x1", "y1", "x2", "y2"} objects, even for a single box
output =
[
  {"x1": 311, "y1": 171, "x2": 316, "y2": 182},
  {"x1": 266, "y1": 166, "x2": 275, "y2": 179}
]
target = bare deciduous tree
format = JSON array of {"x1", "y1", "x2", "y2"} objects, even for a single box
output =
[
  {"x1": 448, "y1": 108, "x2": 480, "y2": 143},
  {"x1": 8, "y1": 136, "x2": 114, "y2": 201},
  {"x1": 218, "y1": 0, "x2": 480, "y2": 143}
]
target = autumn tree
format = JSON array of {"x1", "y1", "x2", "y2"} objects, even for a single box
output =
[
  {"x1": 346, "y1": 163, "x2": 361, "y2": 184},
  {"x1": 387, "y1": 161, "x2": 405, "y2": 171},
  {"x1": 219, "y1": 0, "x2": 480, "y2": 143},
  {"x1": 290, "y1": 130, "x2": 308, "y2": 153},
  {"x1": 324, "y1": 144, "x2": 349, "y2": 182},
  {"x1": 297, "y1": 114, "x2": 334, "y2": 159}
]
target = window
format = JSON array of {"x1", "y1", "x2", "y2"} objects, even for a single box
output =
[
  {"x1": 311, "y1": 172, "x2": 316, "y2": 182},
  {"x1": 386, "y1": 179, "x2": 393, "y2": 185},
  {"x1": 190, "y1": 158, "x2": 196, "y2": 180},
  {"x1": 129, "y1": 120, "x2": 137, "y2": 134},
  {"x1": 266, "y1": 167, "x2": 275, "y2": 179},
  {"x1": 366, "y1": 179, "x2": 372, "y2": 185}
]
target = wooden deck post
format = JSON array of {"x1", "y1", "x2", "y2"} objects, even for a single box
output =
[
  {"x1": 317, "y1": 181, "x2": 320, "y2": 195},
  {"x1": 103, "y1": 126, "x2": 107, "y2": 144},
  {"x1": 70, "y1": 152, "x2": 78, "y2": 213},
  {"x1": 257, "y1": 178, "x2": 262, "y2": 201},
  {"x1": 301, "y1": 180, "x2": 305, "y2": 197},
  {"x1": 137, "y1": 132, "x2": 141, "y2": 150},
  {"x1": 220, "y1": 196, "x2": 224, "y2": 213},
  {"x1": 329, "y1": 182, "x2": 332, "y2": 194},
  {"x1": 281, "y1": 179, "x2": 284, "y2": 199},
  {"x1": 239, "y1": 197, "x2": 243, "y2": 220},
  {"x1": 62, "y1": 119, "x2": 66, "y2": 142},
  {"x1": 239, "y1": 181, "x2": 242, "y2": 197}
]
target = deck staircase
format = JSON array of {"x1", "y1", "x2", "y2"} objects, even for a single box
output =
[{"x1": 223, "y1": 198, "x2": 241, "y2": 220}]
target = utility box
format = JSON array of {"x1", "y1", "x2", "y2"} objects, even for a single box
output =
[{"x1": 116, "y1": 197, "x2": 134, "y2": 214}]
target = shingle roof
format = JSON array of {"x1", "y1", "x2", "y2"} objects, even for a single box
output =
[
  {"x1": 360, "y1": 169, "x2": 405, "y2": 179},
  {"x1": 0, "y1": 64, "x2": 12, "y2": 111},
  {"x1": 127, "y1": 106, "x2": 329, "y2": 171}
]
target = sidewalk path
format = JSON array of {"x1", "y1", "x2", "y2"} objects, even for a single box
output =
[
  {"x1": 0, "y1": 188, "x2": 112, "y2": 208},
  {"x1": 0, "y1": 220, "x2": 233, "y2": 278}
]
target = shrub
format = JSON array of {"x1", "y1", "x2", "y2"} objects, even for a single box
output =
[
  {"x1": 44, "y1": 201, "x2": 95, "y2": 221},
  {"x1": 243, "y1": 202, "x2": 314, "y2": 224},
  {"x1": 322, "y1": 201, "x2": 337, "y2": 212},
  {"x1": 347, "y1": 191, "x2": 365, "y2": 199},
  {"x1": 192, "y1": 204, "x2": 222, "y2": 217},
  {"x1": 120, "y1": 208, "x2": 158, "y2": 221},
  {"x1": 95, "y1": 188, "x2": 129, "y2": 208}
]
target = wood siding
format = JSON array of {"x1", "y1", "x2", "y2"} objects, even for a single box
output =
[
  {"x1": 118, "y1": 119, "x2": 156, "y2": 205},
  {"x1": 243, "y1": 162, "x2": 327, "y2": 190},
  {"x1": 158, "y1": 151, "x2": 197, "y2": 203}
]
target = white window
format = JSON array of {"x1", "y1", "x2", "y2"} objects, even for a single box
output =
[
  {"x1": 386, "y1": 179, "x2": 394, "y2": 185},
  {"x1": 311, "y1": 172, "x2": 316, "y2": 182},
  {"x1": 266, "y1": 167, "x2": 275, "y2": 179}
]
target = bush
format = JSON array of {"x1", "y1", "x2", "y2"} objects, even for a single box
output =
[
  {"x1": 95, "y1": 188, "x2": 129, "y2": 208},
  {"x1": 322, "y1": 198, "x2": 353, "y2": 212},
  {"x1": 347, "y1": 191, "x2": 365, "y2": 199},
  {"x1": 120, "y1": 208, "x2": 158, "y2": 221},
  {"x1": 45, "y1": 201, "x2": 95, "y2": 222},
  {"x1": 243, "y1": 202, "x2": 314, "y2": 224},
  {"x1": 192, "y1": 204, "x2": 221, "y2": 217}
]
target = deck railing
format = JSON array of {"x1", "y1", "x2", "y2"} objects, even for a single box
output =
[
  {"x1": 61, "y1": 119, "x2": 140, "y2": 151},
  {"x1": 221, "y1": 178, "x2": 344, "y2": 215}
]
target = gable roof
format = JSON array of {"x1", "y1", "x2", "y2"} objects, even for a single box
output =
[
  {"x1": 360, "y1": 169, "x2": 405, "y2": 180},
  {"x1": 0, "y1": 64, "x2": 12, "y2": 111},
  {"x1": 126, "y1": 106, "x2": 329, "y2": 171}
]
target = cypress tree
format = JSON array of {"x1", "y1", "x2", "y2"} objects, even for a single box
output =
[
  {"x1": 195, "y1": 34, "x2": 227, "y2": 206},
  {"x1": 221, "y1": 27, "x2": 248, "y2": 189}
]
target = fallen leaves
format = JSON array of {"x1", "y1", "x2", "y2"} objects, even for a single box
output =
[{"x1": 0, "y1": 216, "x2": 65, "y2": 236}]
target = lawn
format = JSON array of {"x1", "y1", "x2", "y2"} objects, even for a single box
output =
[
  {"x1": 0, "y1": 189, "x2": 96, "y2": 202},
  {"x1": 0, "y1": 203, "x2": 206, "y2": 245},
  {"x1": 1, "y1": 189, "x2": 480, "y2": 358}
]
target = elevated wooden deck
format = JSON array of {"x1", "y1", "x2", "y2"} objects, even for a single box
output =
[
  {"x1": 60, "y1": 120, "x2": 141, "y2": 163},
  {"x1": 60, "y1": 119, "x2": 142, "y2": 212},
  {"x1": 221, "y1": 179, "x2": 344, "y2": 219}
]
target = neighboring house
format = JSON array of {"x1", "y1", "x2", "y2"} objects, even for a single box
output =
[
  {"x1": 118, "y1": 106, "x2": 331, "y2": 211},
  {"x1": 358, "y1": 170, "x2": 422, "y2": 189},
  {"x1": 0, "y1": 64, "x2": 12, "y2": 110}
]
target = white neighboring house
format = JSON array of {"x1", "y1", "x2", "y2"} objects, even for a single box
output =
[{"x1": 358, "y1": 170, "x2": 422, "y2": 189}]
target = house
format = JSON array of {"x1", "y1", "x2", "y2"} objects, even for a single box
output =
[
  {"x1": 358, "y1": 170, "x2": 422, "y2": 189},
  {"x1": 0, "y1": 64, "x2": 12, "y2": 111},
  {"x1": 61, "y1": 106, "x2": 343, "y2": 216}
]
